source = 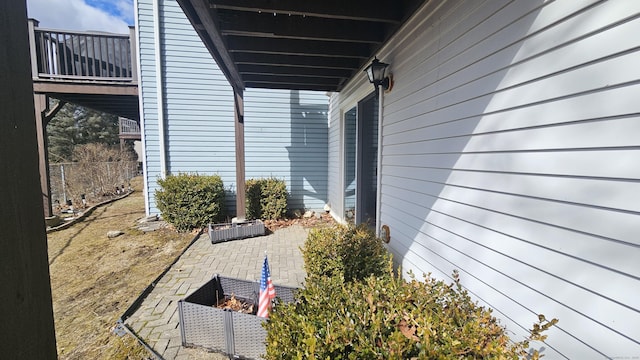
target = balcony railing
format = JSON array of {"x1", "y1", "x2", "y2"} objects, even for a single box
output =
[
  {"x1": 28, "y1": 19, "x2": 137, "y2": 83},
  {"x1": 119, "y1": 118, "x2": 141, "y2": 139}
]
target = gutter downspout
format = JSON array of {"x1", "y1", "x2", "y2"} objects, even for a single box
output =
[
  {"x1": 133, "y1": 1, "x2": 151, "y2": 216},
  {"x1": 375, "y1": 89, "x2": 384, "y2": 237},
  {"x1": 153, "y1": 0, "x2": 167, "y2": 180}
]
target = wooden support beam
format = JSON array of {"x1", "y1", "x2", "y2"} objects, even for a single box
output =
[
  {"x1": 33, "y1": 81, "x2": 138, "y2": 96},
  {"x1": 234, "y1": 89, "x2": 246, "y2": 220},
  {"x1": 244, "y1": 82, "x2": 337, "y2": 92},
  {"x1": 33, "y1": 94, "x2": 53, "y2": 218},
  {"x1": 227, "y1": 36, "x2": 372, "y2": 58},
  {"x1": 0, "y1": 2, "x2": 57, "y2": 357},
  {"x1": 129, "y1": 26, "x2": 139, "y2": 83},
  {"x1": 210, "y1": 0, "x2": 405, "y2": 23},
  {"x1": 242, "y1": 73, "x2": 340, "y2": 87},
  {"x1": 177, "y1": 0, "x2": 245, "y2": 92},
  {"x1": 27, "y1": 19, "x2": 39, "y2": 79},
  {"x1": 233, "y1": 53, "x2": 362, "y2": 70},
  {"x1": 218, "y1": 9, "x2": 385, "y2": 43},
  {"x1": 44, "y1": 98, "x2": 65, "y2": 125},
  {"x1": 237, "y1": 64, "x2": 352, "y2": 78}
]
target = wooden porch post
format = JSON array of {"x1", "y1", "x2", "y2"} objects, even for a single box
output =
[
  {"x1": 234, "y1": 89, "x2": 246, "y2": 220},
  {"x1": 34, "y1": 94, "x2": 53, "y2": 217},
  {"x1": 1, "y1": 2, "x2": 57, "y2": 356},
  {"x1": 27, "y1": 19, "x2": 39, "y2": 80},
  {"x1": 129, "y1": 26, "x2": 138, "y2": 83}
]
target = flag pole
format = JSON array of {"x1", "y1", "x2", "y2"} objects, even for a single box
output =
[{"x1": 258, "y1": 251, "x2": 276, "y2": 318}]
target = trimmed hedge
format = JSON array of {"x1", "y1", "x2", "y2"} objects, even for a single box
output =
[
  {"x1": 264, "y1": 225, "x2": 558, "y2": 359},
  {"x1": 302, "y1": 224, "x2": 390, "y2": 283},
  {"x1": 245, "y1": 177, "x2": 287, "y2": 220},
  {"x1": 155, "y1": 173, "x2": 225, "y2": 231}
]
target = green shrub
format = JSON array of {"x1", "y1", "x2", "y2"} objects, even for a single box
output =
[
  {"x1": 302, "y1": 224, "x2": 390, "y2": 283},
  {"x1": 155, "y1": 173, "x2": 225, "y2": 231},
  {"x1": 265, "y1": 269, "x2": 557, "y2": 360},
  {"x1": 245, "y1": 177, "x2": 287, "y2": 220},
  {"x1": 265, "y1": 225, "x2": 558, "y2": 359}
]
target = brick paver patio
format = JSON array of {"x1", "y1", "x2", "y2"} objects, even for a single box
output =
[{"x1": 125, "y1": 225, "x2": 308, "y2": 359}]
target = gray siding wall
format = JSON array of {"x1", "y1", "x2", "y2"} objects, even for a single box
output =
[
  {"x1": 136, "y1": 0, "x2": 328, "y2": 215},
  {"x1": 329, "y1": 0, "x2": 640, "y2": 358},
  {"x1": 244, "y1": 88, "x2": 329, "y2": 211},
  {"x1": 137, "y1": 0, "x2": 235, "y2": 214}
]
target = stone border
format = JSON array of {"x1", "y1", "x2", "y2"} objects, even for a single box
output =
[
  {"x1": 46, "y1": 191, "x2": 134, "y2": 233},
  {"x1": 116, "y1": 228, "x2": 204, "y2": 360}
]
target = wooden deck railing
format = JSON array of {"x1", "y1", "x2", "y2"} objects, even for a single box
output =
[
  {"x1": 119, "y1": 118, "x2": 141, "y2": 139},
  {"x1": 28, "y1": 19, "x2": 137, "y2": 83}
]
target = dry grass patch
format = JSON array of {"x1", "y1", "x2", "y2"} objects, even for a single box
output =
[{"x1": 47, "y1": 177, "x2": 195, "y2": 359}]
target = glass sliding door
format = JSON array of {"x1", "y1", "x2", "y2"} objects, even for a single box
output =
[
  {"x1": 343, "y1": 92, "x2": 379, "y2": 227},
  {"x1": 356, "y1": 93, "x2": 378, "y2": 227},
  {"x1": 344, "y1": 107, "x2": 357, "y2": 222}
]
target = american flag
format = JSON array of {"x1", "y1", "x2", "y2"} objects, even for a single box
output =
[{"x1": 257, "y1": 255, "x2": 276, "y2": 318}]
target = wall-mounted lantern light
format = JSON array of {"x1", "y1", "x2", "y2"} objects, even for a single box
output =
[{"x1": 364, "y1": 57, "x2": 392, "y2": 93}]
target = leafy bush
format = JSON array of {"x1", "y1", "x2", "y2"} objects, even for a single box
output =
[
  {"x1": 245, "y1": 177, "x2": 288, "y2": 220},
  {"x1": 155, "y1": 173, "x2": 225, "y2": 231},
  {"x1": 302, "y1": 224, "x2": 390, "y2": 283},
  {"x1": 265, "y1": 225, "x2": 558, "y2": 359}
]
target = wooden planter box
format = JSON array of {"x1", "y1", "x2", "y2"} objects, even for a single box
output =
[
  {"x1": 209, "y1": 220, "x2": 265, "y2": 244},
  {"x1": 178, "y1": 275, "x2": 297, "y2": 359}
]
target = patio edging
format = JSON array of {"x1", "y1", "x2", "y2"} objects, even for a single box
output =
[
  {"x1": 46, "y1": 191, "x2": 134, "y2": 233},
  {"x1": 116, "y1": 227, "x2": 204, "y2": 360}
]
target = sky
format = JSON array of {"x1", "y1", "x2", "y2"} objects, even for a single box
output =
[{"x1": 26, "y1": 0, "x2": 134, "y2": 34}]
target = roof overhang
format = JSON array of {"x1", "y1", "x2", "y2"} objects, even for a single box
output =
[{"x1": 175, "y1": 0, "x2": 428, "y2": 92}]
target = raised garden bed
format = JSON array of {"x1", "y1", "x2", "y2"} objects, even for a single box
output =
[
  {"x1": 178, "y1": 275, "x2": 297, "y2": 359},
  {"x1": 209, "y1": 220, "x2": 265, "y2": 244}
]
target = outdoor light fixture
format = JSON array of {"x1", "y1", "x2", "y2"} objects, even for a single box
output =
[{"x1": 364, "y1": 57, "x2": 392, "y2": 92}]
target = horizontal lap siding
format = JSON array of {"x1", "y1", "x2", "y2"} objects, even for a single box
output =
[
  {"x1": 335, "y1": 0, "x2": 640, "y2": 358},
  {"x1": 160, "y1": 0, "x2": 235, "y2": 212},
  {"x1": 138, "y1": 0, "x2": 329, "y2": 214},
  {"x1": 244, "y1": 89, "x2": 329, "y2": 210}
]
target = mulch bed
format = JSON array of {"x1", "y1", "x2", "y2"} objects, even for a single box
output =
[
  {"x1": 215, "y1": 294, "x2": 255, "y2": 314},
  {"x1": 263, "y1": 211, "x2": 336, "y2": 232}
]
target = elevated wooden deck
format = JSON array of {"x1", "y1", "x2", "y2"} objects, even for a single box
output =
[
  {"x1": 28, "y1": 19, "x2": 139, "y2": 120},
  {"x1": 28, "y1": 19, "x2": 140, "y2": 216}
]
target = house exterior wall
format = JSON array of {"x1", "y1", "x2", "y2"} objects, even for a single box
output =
[
  {"x1": 329, "y1": 0, "x2": 640, "y2": 357},
  {"x1": 136, "y1": 0, "x2": 329, "y2": 216},
  {"x1": 244, "y1": 88, "x2": 329, "y2": 211},
  {"x1": 136, "y1": 0, "x2": 235, "y2": 213}
]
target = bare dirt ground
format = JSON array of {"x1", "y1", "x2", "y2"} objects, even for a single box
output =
[{"x1": 47, "y1": 177, "x2": 195, "y2": 359}]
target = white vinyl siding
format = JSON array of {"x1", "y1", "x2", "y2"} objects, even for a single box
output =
[{"x1": 329, "y1": 0, "x2": 640, "y2": 358}]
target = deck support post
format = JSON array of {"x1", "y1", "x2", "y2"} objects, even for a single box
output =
[
  {"x1": 34, "y1": 94, "x2": 53, "y2": 217},
  {"x1": 1, "y1": 4, "x2": 57, "y2": 357},
  {"x1": 234, "y1": 89, "x2": 246, "y2": 220}
]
